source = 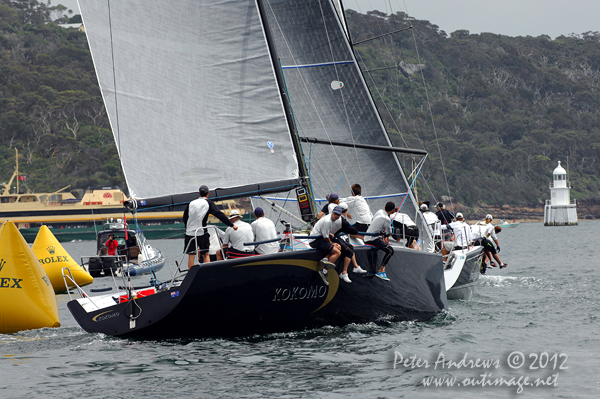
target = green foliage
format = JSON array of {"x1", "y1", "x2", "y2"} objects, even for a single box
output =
[
  {"x1": 346, "y1": 9, "x2": 600, "y2": 206},
  {"x1": 0, "y1": 0, "x2": 124, "y2": 195}
]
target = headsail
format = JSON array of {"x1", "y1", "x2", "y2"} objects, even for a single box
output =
[
  {"x1": 78, "y1": 0, "x2": 302, "y2": 207},
  {"x1": 262, "y1": 0, "x2": 421, "y2": 216}
]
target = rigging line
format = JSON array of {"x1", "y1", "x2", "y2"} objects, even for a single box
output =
[
  {"x1": 264, "y1": 0, "x2": 356, "y2": 198},
  {"x1": 397, "y1": 154, "x2": 427, "y2": 212},
  {"x1": 409, "y1": 23, "x2": 454, "y2": 210},
  {"x1": 106, "y1": 0, "x2": 124, "y2": 192}
]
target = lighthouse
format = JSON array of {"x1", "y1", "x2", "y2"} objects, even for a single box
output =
[{"x1": 544, "y1": 161, "x2": 578, "y2": 226}]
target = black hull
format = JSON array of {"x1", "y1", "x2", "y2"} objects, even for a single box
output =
[
  {"x1": 68, "y1": 246, "x2": 447, "y2": 338},
  {"x1": 446, "y1": 247, "x2": 483, "y2": 301}
]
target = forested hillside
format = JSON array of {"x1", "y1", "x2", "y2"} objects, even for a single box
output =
[
  {"x1": 1, "y1": 1, "x2": 599, "y2": 206},
  {"x1": 0, "y1": 0, "x2": 123, "y2": 195},
  {"x1": 346, "y1": 10, "x2": 600, "y2": 206}
]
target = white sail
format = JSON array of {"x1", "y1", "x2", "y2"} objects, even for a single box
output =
[{"x1": 78, "y1": 0, "x2": 300, "y2": 200}]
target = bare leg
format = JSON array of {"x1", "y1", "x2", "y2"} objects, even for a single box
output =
[
  {"x1": 328, "y1": 246, "x2": 341, "y2": 263},
  {"x1": 202, "y1": 252, "x2": 210, "y2": 264},
  {"x1": 378, "y1": 265, "x2": 386, "y2": 273},
  {"x1": 341, "y1": 256, "x2": 351, "y2": 274},
  {"x1": 188, "y1": 253, "x2": 196, "y2": 269}
]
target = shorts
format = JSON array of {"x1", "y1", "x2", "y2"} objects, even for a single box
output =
[
  {"x1": 309, "y1": 237, "x2": 333, "y2": 256},
  {"x1": 184, "y1": 234, "x2": 210, "y2": 255},
  {"x1": 334, "y1": 237, "x2": 354, "y2": 259},
  {"x1": 483, "y1": 239, "x2": 497, "y2": 255},
  {"x1": 353, "y1": 222, "x2": 370, "y2": 233}
]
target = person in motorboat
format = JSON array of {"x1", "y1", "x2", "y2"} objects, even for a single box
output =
[
  {"x1": 183, "y1": 185, "x2": 236, "y2": 268},
  {"x1": 340, "y1": 183, "x2": 373, "y2": 233},
  {"x1": 251, "y1": 207, "x2": 279, "y2": 255},
  {"x1": 105, "y1": 234, "x2": 118, "y2": 256},
  {"x1": 309, "y1": 205, "x2": 346, "y2": 285},
  {"x1": 436, "y1": 202, "x2": 455, "y2": 226},
  {"x1": 389, "y1": 209, "x2": 420, "y2": 250},
  {"x1": 447, "y1": 212, "x2": 473, "y2": 250},
  {"x1": 333, "y1": 202, "x2": 367, "y2": 283},
  {"x1": 222, "y1": 209, "x2": 256, "y2": 259},
  {"x1": 364, "y1": 201, "x2": 396, "y2": 281},
  {"x1": 316, "y1": 192, "x2": 340, "y2": 219}
]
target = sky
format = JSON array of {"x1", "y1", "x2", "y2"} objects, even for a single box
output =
[{"x1": 51, "y1": 0, "x2": 599, "y2": 39}]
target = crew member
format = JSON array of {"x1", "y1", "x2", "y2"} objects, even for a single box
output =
[
  {"x1": 340, "y1": 183, "x2": 373, "y2": 232},
  {"x1": 183, "y1": 185, "x2": 236, "y2": 268},
  {"x1": 364, "y1": 201, "x2": 396, "y2": 281},
  {"x1": 222, "y1": 210, "x2": 255, "y2": 258},
  {"x1": 251, "y1": 207, "x2": 279, "y2": 255},
  {"x1": 309, "y1": 205, "x2": 344, "y2": 285}
]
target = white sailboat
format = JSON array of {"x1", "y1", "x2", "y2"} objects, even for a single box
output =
[{"x1": 68, "y1": 0, "x2": 450, "y2": 338}]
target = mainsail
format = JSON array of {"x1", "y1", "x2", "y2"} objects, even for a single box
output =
[{"x1": 78, "y1": 0, "x2": 302, "y2": 206}]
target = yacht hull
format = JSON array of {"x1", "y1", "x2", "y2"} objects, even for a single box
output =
[{"x1": 68, "y1": 245, "x2": 446, "y2": 338}]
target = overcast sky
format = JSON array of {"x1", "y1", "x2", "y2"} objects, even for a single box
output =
[{"x1": 53, "y1": 0, "x2": 599, "y2": 39}]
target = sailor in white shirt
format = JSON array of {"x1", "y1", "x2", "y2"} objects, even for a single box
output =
[
  {"x1": 446, "y1": 212, "x2": 473, "y2": 249},
  {"x1": 389, "y1": 210, "x2": 420, "y2": 250},
  {"x1": 222, "y1": 209, "x2": 255, "y2": 259},
  {"x1": 475, "y1": 214, "x2": 507, "y2": 270},
  {"x1": 183, "y1": 185, "x2": 236, "y2": 267},
  {"x1": 420, "y1": 203, "x2": 440, "y2": 235},
  {"x1": 251, "y1": 207, "x2": 279, "y2": 255},
  {"x1": 309, "y1": 206, "x2": 344, "y2": 285},
  {"x1": 341, "y1": 183, "x2": 373, "y2": 232},
  {"x1": 364, "y1": 202, "x2": 396, "y2": 281}
]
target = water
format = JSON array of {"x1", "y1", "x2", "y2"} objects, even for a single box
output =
[{"x1": 2, "y1": 221, "x2": 599, "y2": 398}]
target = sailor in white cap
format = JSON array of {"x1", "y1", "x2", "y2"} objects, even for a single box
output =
[{"x1": 222, "y1": 209, "x2": 255, "y2": 259}]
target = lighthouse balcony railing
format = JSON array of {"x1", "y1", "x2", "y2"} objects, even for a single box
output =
[
  {"x1": 549, "y1": 181, "x2": 571, "y2": 189},
  {"x1": 545, "y1": 199, "x2": 576, "y2": 206}
]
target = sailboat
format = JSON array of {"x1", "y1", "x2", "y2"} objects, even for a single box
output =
[{"x1": 68, "y1": 0, "x2": 449, "y2": 338}]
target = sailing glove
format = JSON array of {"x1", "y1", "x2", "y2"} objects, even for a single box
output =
[{"x1": 497, "y1": 246, "x2": 501, "y2": 253}]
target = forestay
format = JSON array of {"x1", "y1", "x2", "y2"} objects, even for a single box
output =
[{"x1": 78, "y1": 0, "x2": 300, "y2": 202}]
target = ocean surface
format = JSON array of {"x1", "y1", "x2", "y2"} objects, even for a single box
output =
[{"x1": 2, "y1": 220, "x2": 599, "y2": 398}]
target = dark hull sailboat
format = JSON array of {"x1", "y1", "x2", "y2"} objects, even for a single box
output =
[
  {"x1": 68, "y1": 245, "x2": 446, "y2": 338},
  {"x1": 69, "y1": 0, "x2": 450, "y2": 338}
]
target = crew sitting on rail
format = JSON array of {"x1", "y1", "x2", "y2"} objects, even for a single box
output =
[
  {"x1": 340, "y1": 183, "x2": 373, "y2": 232},
  {"x1": 333, "y1": 202, "x2": 367, "y2": 283},
  {"x1": 251, "y1": 207, "x2": 279, "y2": 255},
  {"x1": 222, "y1": 210, "x2": 256, "y2": 259},
  {"x1": 389, "y1": 209, "x2": 420, "y2": 250}
]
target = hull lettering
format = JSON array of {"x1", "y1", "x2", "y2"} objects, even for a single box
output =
[{"x1": 273, "y1": 285, "x2": 327, "y2": 301}]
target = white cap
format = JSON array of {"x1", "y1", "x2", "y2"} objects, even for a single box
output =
[
  {"x1": 339, "y1": 202, "x2": 348, "y2": 211},
  {"x1": 485, "y1": 214, "x2": 493, "y2": 220},
  {"x1": 420, "y1": 204, "x2": 428, "y2": 211},
  {"x1": 229, "y1": 209, "x2": 241, "y2": 219},
  {"x1": 456, "y1": 212, "x2": 464, "y2": 219}
]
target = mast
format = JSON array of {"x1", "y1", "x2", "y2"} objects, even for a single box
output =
[{"x1": 255, "y1": 0, "x2": 316, "y2": 222}]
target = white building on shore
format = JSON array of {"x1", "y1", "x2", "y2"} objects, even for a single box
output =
[{"x1": 544, "y1": 161, "x2": 578, "y2": 226}]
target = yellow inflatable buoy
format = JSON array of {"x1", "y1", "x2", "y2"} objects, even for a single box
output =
[
  {"x1": 0, "y1": 221, "x2": 60, "y2": 334},
  {"x1": 31, "y1": 225, "x2": 93, "y2": 294}
]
